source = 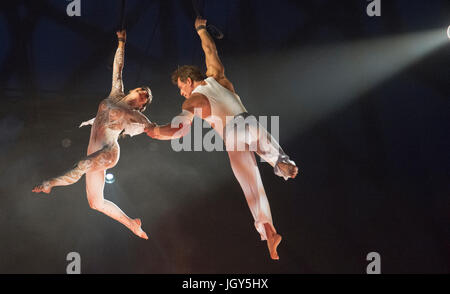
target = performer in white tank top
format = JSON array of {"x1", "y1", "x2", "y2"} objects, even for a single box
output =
[
  {"x1": 191, "y1": 76, "x2": 293, "y2": 178},
  {"x1": 192, "y1": 76, "x2": 247, "y2": 138},
  {"x1": 145, "y1": 18, "x2": 299, "y2": 260},
  {"x1": 192, "y1": 77, "x2": 247, "y2": 121}
]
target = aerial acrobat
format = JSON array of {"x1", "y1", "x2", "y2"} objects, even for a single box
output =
[
  {"x1": 32, "y1": 30, "x2": 154, "y2": 239},
  {"x1": 146, "y1": 18, "x2": 299, "y2": 259}
]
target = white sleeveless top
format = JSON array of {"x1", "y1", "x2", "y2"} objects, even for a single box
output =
[{"x1": 192, "y1": 77, "x2": 247, "y2": 136}]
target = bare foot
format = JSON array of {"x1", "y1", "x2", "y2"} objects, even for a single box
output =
[
  {"x1": 135, "y1": 218, "x2": 142, "y2": 227},
  {"x1": 277, "y1": 162, "x2": 298, "y2": 179},
  {"x1": 131, "y1": 218, "x2": 148, "y2": 240},
  {"x1": 32, "y1": 181, "x2": 52, "y2": 194},
  {"x1": 267, "y1": 233, "x2": 282, "y2": 260}
]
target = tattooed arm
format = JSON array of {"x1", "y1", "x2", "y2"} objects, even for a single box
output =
[
  {"x1": 110, "y1": 30, "x2": 126, "y2": 96},
  {"x1": 123, "y1": 109, "x2": 153, "y2": 127},
  {"x1": 108, "y1": 104, "x2": 155, "y2": 137}
]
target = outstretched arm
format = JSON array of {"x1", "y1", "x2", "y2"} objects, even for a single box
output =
[
  {"x1": 119, "y1": 107, "x2": 153, "y2": 128},
  {"x1": 145, "y1": 98, "x2": 203, "y2": 140},
  {"x1": 195, "y1": 18, "x2": 234, "y2": 92},
  {"x1": 119, "y1": 107, "x2": 156, "y2": 138},
  {"x1": 110, "y1": 30, "x2": 126, "y2": 95}
]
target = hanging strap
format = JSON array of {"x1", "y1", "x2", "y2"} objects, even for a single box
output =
[
  {"x1": 119, "y1": 0, "x2": 126, "y2": 30},
  {"x1": 191, "y1": 0, "x2": 224, "y2": 40}
]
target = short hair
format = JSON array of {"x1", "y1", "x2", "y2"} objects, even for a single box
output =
[{"x1": 171, "y1": 65, "x2": 206, "y2": 85}]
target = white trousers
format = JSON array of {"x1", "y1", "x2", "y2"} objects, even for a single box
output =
[{"x1": 224, "y1": 113, "x2": 294, "y2": 240}]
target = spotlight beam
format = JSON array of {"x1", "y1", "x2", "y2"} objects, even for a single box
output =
[{"x1": 232, "y1": 28, "x2": 449, "y2": 137}]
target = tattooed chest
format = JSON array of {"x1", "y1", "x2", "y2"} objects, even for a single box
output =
[{"x1": 91, "y1": 107, "x2": 126, "y2": 141}]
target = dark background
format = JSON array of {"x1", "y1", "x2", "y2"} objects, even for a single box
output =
[{"x1": 0, "y1": 0, "x2": 449, "y2": 273}]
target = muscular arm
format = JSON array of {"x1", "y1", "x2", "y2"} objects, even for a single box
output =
[
  {"x1": 196, "y1": 18, "x2": 235, "y2": 92},
  {"x1": 150, "y1": 113, "x2": 192, "y2": 140},
  {"x1": 145, "y1": 96, "x2": 207, "y2": 140},
  {"x1": 110, "y1": 30, "x2": 126, "y2": 96}
]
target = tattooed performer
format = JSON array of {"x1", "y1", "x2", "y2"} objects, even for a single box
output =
[
  {"x1": 145, "y1": 18, "x2": 299, "y2": 259},
  {"x1": 32, "y1": 30, "x2": 153, "y2": 239}
]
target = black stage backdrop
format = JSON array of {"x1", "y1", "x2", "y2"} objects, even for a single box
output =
[{"x1": 0, "y1": 0, "x2": 449, "y2": 274}]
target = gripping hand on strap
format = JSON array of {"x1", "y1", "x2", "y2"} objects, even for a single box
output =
[{"x1": 110, "y1": 30, "x2": 126, "y2": 96}]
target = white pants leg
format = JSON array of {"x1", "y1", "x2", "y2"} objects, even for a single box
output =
[
  {"x1": 227, "y1": 150, "x2": 276, "y2": 241},
  {"x1": 223, "y1": 113, "x2": 297, "y2": 240},
  {"x1": 225, "y1": 113, "x2": 296, "y2": 180}
]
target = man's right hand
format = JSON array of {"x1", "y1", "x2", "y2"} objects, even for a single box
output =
[
  {"x1": 116, "y1": 30, "x2": 126, "y2": 42},
  {"x1": 144, "y1": 124, "x2": 158, "y2": 138},
  {"x1": 195, "y1": 17, "x2": 207, "y2": 32}
]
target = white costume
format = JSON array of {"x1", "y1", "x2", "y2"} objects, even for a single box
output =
[
  {"x1": 192, "y1": 77, "x2": 296, "y2": 241},
  {"x1": 33, "y1": 43, "x2": 151, "y2": 240},
  {"x1": 80, "y1": 117, "x2": 146, "y2": 137}
]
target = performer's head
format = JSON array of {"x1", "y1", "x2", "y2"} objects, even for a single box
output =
[
  {"x1": 124, "y1": 86, "x2": 152, "y2": 112},
  {"x1": 171, "y1": 65, "x2": 206, "y2": 99}
]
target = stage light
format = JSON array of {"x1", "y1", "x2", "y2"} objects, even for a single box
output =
[
  {"x1": 447, "y1": 26, "x2": 450, "y2": 39},
  {"x1": 105, "y1": 173, "x2": 115, "y2": 184},
  {"x1": 61, "y1": 138, "x2": 71, "y2": 148},
  {"x1": 232, "y1": 27, "x2": 448, "y2": 137}
]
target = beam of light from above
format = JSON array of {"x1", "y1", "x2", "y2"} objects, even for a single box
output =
[
  {"x1": 232, "y1": 27, "x2": 449, "y2": 137},
  {"x1": 118, "y1": 27, "x2": 449, "y2": 232}
]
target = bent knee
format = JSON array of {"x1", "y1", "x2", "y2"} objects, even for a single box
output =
[{"x1": 97, "y1": 152, "x2": 119, "y2": 169}]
